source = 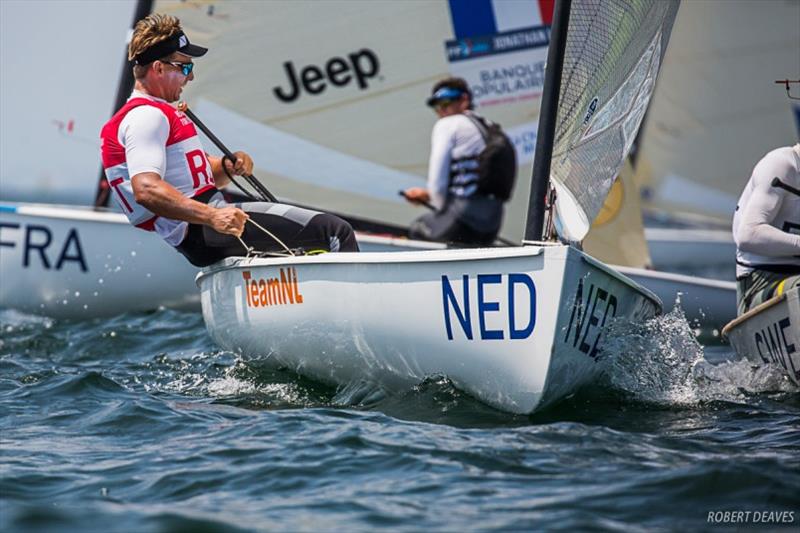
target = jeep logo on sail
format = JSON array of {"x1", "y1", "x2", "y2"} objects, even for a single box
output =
[{"x1": 272, "y1": 48, "x2": 381, "y2": 103}]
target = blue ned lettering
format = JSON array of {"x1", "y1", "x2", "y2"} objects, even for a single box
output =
[
  {"x1": 579, "y1": 287, "x2": 604, "y2": 353},
  {"x1": 565, "y1": 279, "x2": 584, "y2": 345},
  {"x1": 589, "y1": 292, "x2": 617, "y2": 358},
  {"x1": 442, "y1": 275, "x2": 472, "y2": 340},
  {"x1": 477, "y1": 274, "x2": 503, "y2": 340},
  {"x1": 508, "y1": 273, "x2": 536, "y2": 339}
]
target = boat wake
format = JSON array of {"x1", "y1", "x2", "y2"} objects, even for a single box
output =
[{"x1": 600, "y1": 306, "x2": 797, "y2": 407}]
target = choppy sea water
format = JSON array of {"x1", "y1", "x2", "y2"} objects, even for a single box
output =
[{"x1": 1, "y1": 307, "x2": 798, "y2": 532}]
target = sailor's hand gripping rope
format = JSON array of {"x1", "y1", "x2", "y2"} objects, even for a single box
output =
[
  {"x1": 176, "y1": 101, "x2": 277, "y2": 202},
  {"x1": 176, "y1": 102, "x2": 296, "y2": 257}
]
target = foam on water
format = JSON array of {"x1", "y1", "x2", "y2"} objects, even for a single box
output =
[{"x1": 601, "y1": 305, "x2": 797, "y2": 407}]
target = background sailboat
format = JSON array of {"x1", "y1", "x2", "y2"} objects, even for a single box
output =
[
  {"x1": 0, "y1": 0, "x2": 205, "y2": 317},
  {"x1": 633, "y1": 0, "x2": 800, "y2": 274},
  {"x1": 163, "y1": 0, "x2": 737, "y2": 333}
]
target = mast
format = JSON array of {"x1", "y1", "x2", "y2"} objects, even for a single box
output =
[
  {"x1": 523, "y1": 0, "x2": 571, "y2": 242},
  {"x1": 94, "y1": 0, "x2": 154, "y2": 208}
]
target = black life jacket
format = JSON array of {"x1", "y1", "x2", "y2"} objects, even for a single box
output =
[{"x1": 449, "y1": 113, "x2": 517, "y2": 202}]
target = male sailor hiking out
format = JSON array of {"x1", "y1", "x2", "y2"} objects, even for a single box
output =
[
  {"x1": 733, "y1": 143, "x2": 800, "y2": 314},
  {"x1": 100, "y1": 13, "x2": 358, "y2": 267},
  {"x1": 403, "y1": 78, "x2": 516, "y2": 247}
]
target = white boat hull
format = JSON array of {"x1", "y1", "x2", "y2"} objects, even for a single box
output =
[
  {"x1": 0, "y1": 202, "x2": 439, "y2": 317},
  {"x1": 0, "y1": 203, "x2": 200, "y2": 317},
  {"x1": 197, "y1": 246, "x2": 661, "y2": 414},
  {"x1": 723, "y1": 288, "x2": 800, "y2": 386},
  {"x1": 645, "y1": 227, "x2": 734, "y2": 270}
]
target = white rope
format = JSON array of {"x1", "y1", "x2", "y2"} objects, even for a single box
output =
[
  {"x1": 243, "y1": 218, "x2": 296, "y2": 256},
  {"x1": 236, "y1": 235, "x2": 255, "y2": 258}
]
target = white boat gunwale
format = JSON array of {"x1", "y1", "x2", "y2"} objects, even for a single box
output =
[
  {"x1": 196, "y1": 245, "x2": 550, "y2": 280},
  {"x1": 1, "y1": 202, "x2": 130, "y2": 224},
  {"x1": 195, "y1": 244, "x2": 663, "y2": 312}
]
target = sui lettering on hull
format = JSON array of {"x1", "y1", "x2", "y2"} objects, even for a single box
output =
[
  {"x1": 0, "y1": 223, "x2": 87, "y2": 272},
  {"x1": 563, "y1": 279, "x2": 618, "y2": 359},
  {"x1": 441, "y1": 273, "x2": 536, "y2": 341},
  {"x1": 753, "y1": 316, "x2": 799, "y2": 381}
]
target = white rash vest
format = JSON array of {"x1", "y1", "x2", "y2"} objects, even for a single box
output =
[
  {"x1": 732, "y1": 144, "x2": 800, "y2": 277},
  {"x1": 427, "y1": 113, "x2": 486, "y2": 210}
]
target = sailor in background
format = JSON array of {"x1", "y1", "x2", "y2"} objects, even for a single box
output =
[
  {"x1": 733, "y1": 143, "x2": 800, "y2": 314},
  {"x1": 100, "y1": 14, "x2": 358, "y2": 267},
  {"x1": 403, "y1": 78, "x2": 515, "y2": 246}
]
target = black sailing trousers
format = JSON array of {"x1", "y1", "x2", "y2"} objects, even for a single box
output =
[{"x1": 176, "y1": 192, "x2": 359, "y2": 267}]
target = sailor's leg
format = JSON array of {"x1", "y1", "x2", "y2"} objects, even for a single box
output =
[
  {"x1": 233, "y1": 202, "x2": 359, "y2": 253},
  {"x1": 408, "y1": 208, "x2": 463, "y2": 243},
  {"x1": 738, "y1": 270, "x2": 800, "y2": 314},
  {"x1": 448, "y1": 222, "x2": 497, "y2": 247},
  {"x1": 176, "y1": 202, "x2": 358, "y2": 266},
  {"x1": 409, "y1": 209, "x2": 495, "y2": 246}
]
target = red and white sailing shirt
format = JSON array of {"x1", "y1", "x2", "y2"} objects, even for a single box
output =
[{"x1": 100, "y1": 91, "x2": 215, "y2": 246}]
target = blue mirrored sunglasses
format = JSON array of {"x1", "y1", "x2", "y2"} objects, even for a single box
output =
[{"x1": 163, "y1": 60, "x2": 194, "y2": 76}]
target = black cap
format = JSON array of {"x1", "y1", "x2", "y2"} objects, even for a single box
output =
[{"x1": 133, "y1": 31, "x2": 208, "y2": 65}]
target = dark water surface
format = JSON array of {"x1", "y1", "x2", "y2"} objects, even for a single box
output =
[{"x1": 1, "y1": 308, "x2": 798, "y2": 532}]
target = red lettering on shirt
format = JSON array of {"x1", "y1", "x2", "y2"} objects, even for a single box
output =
[
  {"x1": 185, "y1": 149, "x2": 213, "y2": 188},
  {"x1": 109, "y1": 177, "x2": 133, "y2": 213}
]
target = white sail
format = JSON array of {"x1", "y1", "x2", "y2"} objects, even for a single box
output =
[
  {"x1": 0, "y1": 0, "x2": 137, "y2": 204},
  {"x1": 153, "y1": 0, "x2": 555, "y2": 238},
  {"x1": 635, "y1": 0, "x2": 800, "y2": 222}
]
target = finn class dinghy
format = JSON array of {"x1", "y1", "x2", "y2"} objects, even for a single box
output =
[
  {"x1": 198, "y1": 0, "x2": 679, "y2": 414},
  {"x1": 722, "y1": 287, "x2": 800, "y2": 387}
]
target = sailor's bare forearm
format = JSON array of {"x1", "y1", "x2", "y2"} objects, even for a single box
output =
[{"x1": 131, "y1": 172, "x2": 216, "y2": 226}]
